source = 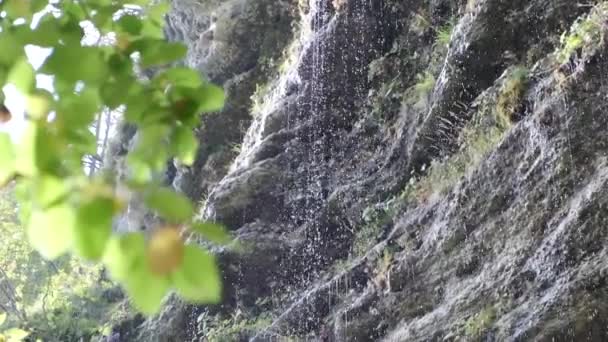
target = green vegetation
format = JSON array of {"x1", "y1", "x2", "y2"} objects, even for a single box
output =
[
  {"x1": 556, "y1": 3, "x2": 608, "y2": 65},
  {"x1": 353, "y1": 205, "x2": 393, "y2": 257},
  {"x1": 495, "y1": 66, "x2": 529, "y2": 128},
  {"x1": 464, "y1": 305, "x2": 497, "y2": 338},
  {"x1": 197, "y1": 309, "x2": 273, "y2": 341},
  {"x1": 0, "y1": 188, "x2": 123, "y2": 341},
  {"x1": 0, "y1": 0, "x2": 231, "y2": 315},
  {"x1": 412, "y1": 71, "x2": 436, "y2": 106},
  {"x1": 435, "y1": 19, "x2": 456, "y2": 47}
]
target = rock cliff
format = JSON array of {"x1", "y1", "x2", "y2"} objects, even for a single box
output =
[{"x1": 116, "y1": 0, "x2": 608, "y2": 340}]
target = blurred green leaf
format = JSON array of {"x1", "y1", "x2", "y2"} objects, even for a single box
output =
[
  {"x1": 0, "y1": 312, "x2": 6, "y2": 326},
  {"x1": 198, "y1": 84, "x2": 225, "y2": 112},
  {"x1": 157, "y1": 68, "x2": 202, "y2": 88},
  {"x1": 117, "y1": 14, "x2": 143, "y2": 35},
  {"x1": 42, "y1": 46, "x2": 107, "y2": 84},
  {"x1": 7, "y1": 58, "x2": 35, "y2": 93},
  {"x1": 131, "y1": 39, "x2": 187, "y2": 67},
  {"x1": 0, "y1": 133, "x2": 15, "y2": 184},
  {"x1": 172, "y1": 245, "x2": 221, "y2": 303},
  {"x1": 172, "y1": 125, "x2": 198, "y2": 166},
  {"x1": 32, "y1": 175, "x2": 69, "y2": 208},
  {"x1": 27, "y1": 205, "x2": 76, "y2": 259},
  {"x1": 103, "y1": 233, "x2": 146, "y2": 282},
  {"x1": 144, "y1": 187, "x2": 193, "y2": 222},
  {"x1": 124, "y1": 260, "x2": 170, "y2": 315},
  {"x1": 74, "y1": 196, "x2": 115, "y2": 260},
  {"x1": 190, "y1": 222, "x2": 231, "y2": 245},
  {"x1": 0, "y1": 34, "x2": 24, "y2": 66},
  {"x1": 4, "y1": 328, "x2": 29, "y2": 341}
]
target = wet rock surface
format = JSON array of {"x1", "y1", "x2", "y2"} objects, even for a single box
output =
[{"x1": 117, "y1": 0, "x2": 608, "y2": 340}]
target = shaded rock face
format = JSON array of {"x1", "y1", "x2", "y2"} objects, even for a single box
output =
[{"x1": 130, "y1": 0, "x2": 608, "y2": 341}]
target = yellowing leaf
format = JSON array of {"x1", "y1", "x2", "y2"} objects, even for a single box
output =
[
  {"x1": 146, "y1": 227, "x2": 184, "y2": 276},
  {"x1": 171, "y1": 245, "x2": 221, "y2": 303},
  {"x1": 27, "y1": 205, "x2": 75, "y2": 259}
]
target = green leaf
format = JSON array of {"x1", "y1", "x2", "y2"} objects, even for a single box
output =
[
  {"x1": 157, "y1": 67, "x2": 202, "y2": 88},
  {"x1": 4, "y1": 328, "x2": 29, "y2": 341},
  {"x1": 26, "y1": 89, "x2": 53, "y2": 119},
  {"x1": 126, "y1": 154, "x2": 152, "y2": 183},
  {"x1": 32, "y1": 175, "x2": 69, "y2": 207},
  {"x1": 198, "y1": 84, "x2": 225, "y2": 112},
  {"x1": 116, "y1": 14, "x2": 143, "y2": 35},
  {"x1": 131, "y1": 39, "x2": 187, "y2": 67},
  {"x1": 0, "y1": 312, "x2": 6, "y2": 326},
  {"x1": 144, "y1": 187, "x2": 193, "y2": 222},
  {"x1": 172, "y1": 126, "x2": 198, "y2": 165},
  {"x1": 0, "y1": 133, "x2": 15, "y2": 185},
  {"x1": 0, "y1": 34, "x2": 24, "y2": 66},
  {"x1": 27, "y1": 205, "x2": 76, "y2": 259},
  {"x1": 147, "y1": 2, "x2": 170, "y2": 23},
  {"x1": 7, "y1": 58, "x2": 35, "y2": 93},
  {"x1": 57, "y1": 87, "x2": 101, "y2": 128},
  {"x1": 42, "y1": 46, "x2": 108, "y2": 84},
  {"x1": 124, "y1": 260, "x2": 170, "y2": 315},
  {"x1": 171, "y1": 245, "x2": 221, "y2": 303},
  {"x1": 73, "y1": 196, "x2": 115, "y2": 260},
  {"x1": 190, "y1": 222, "x2": 231, "y2": 245},
  {"x1": 103, "y1": 233, "x2": 146, "y2": 282}
]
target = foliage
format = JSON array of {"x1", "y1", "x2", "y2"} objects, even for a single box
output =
[
  {"x1": 412, "y1": 71, "x2": 436, "y2": 107},
  {"x1": 353, "y1": 204, "x2": 393, "y2": 257},
  {"x1": 0, "y1": 313, "x2": 29, "y2": 342},
  {"x1": 0, "y1": 188, "x2": 122, "y2": 341},
  {"x1": 495, "y1": 66, "x2": 528, "y2": 128},
  {"x1": 0, "y1": 0, "x2": 231, "y2": 314},
  {"x1": 464, "y1": 305, "x2": 497, "y2": 338},
  {"x1": 556, "y1": 3, "x2": 608, "y2": 65},
  {"x1": 401, "y1": 123, "x2": 506, "y2": 205},
  {"x1": 196, "y1": 309, "x2": 273, "y2": 341},
  {"x1": 435, "y1": 18, "x2": 455, "y2": 47}
]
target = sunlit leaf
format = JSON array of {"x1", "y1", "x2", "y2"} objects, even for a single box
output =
[
  {"x1": 7, "y1": 58, "x2": 35, "y2": 93},
  {"x1": 171, "y1": 245, "x2": 221, "y2": 303},
  {"x1": 32, "y1": 175, "x2": 69, "y2": 208},
  {"x1": 172, "y1": 125, "x2": 198, "y2": 166},
  {"x1": 198, "y1": 84, "x2": 225, "y2": 112},
  {"x1": 124, "y1": 260, "x2": 170, "y2": 315},
  {"x1": 103, "y1": 233, "x2": 146, "y2": 282},
  {"x1": 27, "y1": 205, "x2": 76, "y2": 259},
  {"x1": 4, "y1": 328, "x2": 29, "y2": 341},
  {"x1": 26, "y1": 89, "x2": 53, "y2": 119},
  {"x1": 144, "y1": 187, "x2": 193, "y2": 222},
  {"x1": 0, "y1": 312, "x2": 6, "y2": 326},
  {"x1": 190, "y1": 222, "x2": 231, "y2": 245},
  {"x1": 0, "y1": 133, "x2": 15, "y2": 185},
  {"x1": 73, "y1": 196, "x2": 115, "y2": 260}
]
